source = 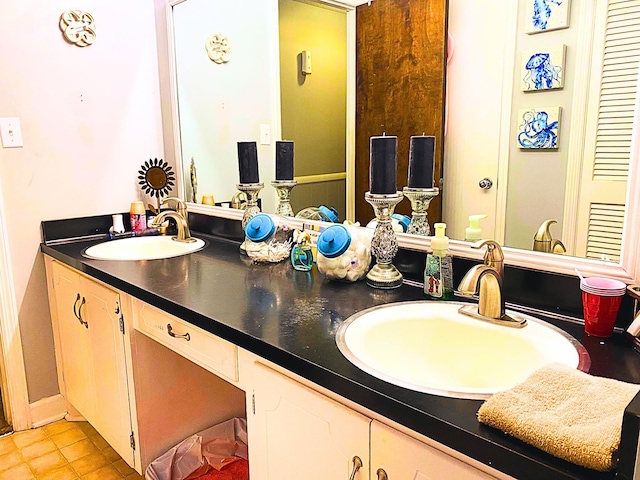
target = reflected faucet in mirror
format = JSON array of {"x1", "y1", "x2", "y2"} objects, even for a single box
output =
[{"x1": 533, "y1": 220, "x2": 566, "y2": 254}]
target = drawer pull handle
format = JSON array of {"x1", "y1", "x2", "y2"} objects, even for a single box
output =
[
  {"x1": 349, "y1": 456, "x2": 363, "y2": 480},
  {"x1": 167, "y1": 323, "x2": 190, "y2": 341},
  {"x1": 376, "y1": 468, "x2": 388, "y2": 480},
  {"x1": 77, "y1": 297, "x2": 88, "y2": 328}
]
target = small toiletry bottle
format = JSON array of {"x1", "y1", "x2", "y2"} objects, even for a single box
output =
[
  {"x1": 424, "y1": 223, "x2": 454, "y2": 300},
  {"x1": 465, "y1": 214, "x2": 488, "y2": 242},
  {"x1": 130, "y1": 201, "x2": 146, "y2": 232},
  {"x1": 111, "y1": 214, "x2": 125, "y2": 234},
  {"x1": 291, "y1": 230, "x2": 314, "y2": 271}
]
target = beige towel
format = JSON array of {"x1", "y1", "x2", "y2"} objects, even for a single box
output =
[{"x1": 477, "y1": 363, "x2": 640, "y2": 472}]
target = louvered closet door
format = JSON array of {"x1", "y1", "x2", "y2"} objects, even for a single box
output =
[{"x1": 575, "y1": 0, "x2": 640, "y2": 261}]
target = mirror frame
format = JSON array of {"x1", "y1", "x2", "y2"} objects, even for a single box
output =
[{"x1": 155, "y1": 0, "x2": 640, "y2": 285}]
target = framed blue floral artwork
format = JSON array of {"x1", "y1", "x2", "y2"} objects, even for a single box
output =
[
  {"x1": 521, "y1": 45, "x2": 566, "y2": 91},
  {"x1": 517, "y1": 107, "x2": 561, "y2": 149},
  {"x1": 525, "y1": 0, "x2": 570, "y2": 34}
]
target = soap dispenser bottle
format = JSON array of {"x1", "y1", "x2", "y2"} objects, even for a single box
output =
[
  {"x1": 465, "y1": 214, "x2": 488, "y2": 242},
  {"x1": 424, "y1": 223, "x2": 454, "y2": 300}
]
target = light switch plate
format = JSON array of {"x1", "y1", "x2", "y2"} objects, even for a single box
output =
[{"x1": 0, "y1": 117, "x2": 24, "y2": 148}]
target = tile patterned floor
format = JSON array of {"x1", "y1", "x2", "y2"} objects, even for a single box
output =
[{"x1": 0, "y1": 420, "x2": 144, "y2": 480}]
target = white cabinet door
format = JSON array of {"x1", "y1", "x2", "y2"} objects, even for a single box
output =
[
  {"x1": 83, "y1": 279, "x2": 134, "y2": 466},
  {"x1": 371, "y1": 421, "x2": 500, "y2": 480},
  {"x1": 50, "y1": 261, "x2": 97, "y2": 424},
  {"x1": 48, "y1": 258, "x2": 134, "y2": 467},
  {"x1": 251, "y1": 363, "x2": 370, "y2": 480}
]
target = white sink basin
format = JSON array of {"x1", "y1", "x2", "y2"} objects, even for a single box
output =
[
  {"x1": 83, "y1": 235, "x2": 206, "y2": 261},
  {"x1": 336, "y1": 301, "x2": 590, "y2": 399}
]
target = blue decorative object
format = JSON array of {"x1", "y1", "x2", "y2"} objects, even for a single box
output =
[
  {"x1": 532, "y1": 0, "x2": 562, "y2": 30},
  {"x1": 523, "y1": 53, "x2": 562, "y2": 90},
  {"x1": 526, "y1": 0, "x2": 569, "y2": 34},
  {"x1": 517, "y1": 108, "x2": 560, "y2": 149}
]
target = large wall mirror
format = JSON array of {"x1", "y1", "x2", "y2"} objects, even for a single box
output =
[{"x1": 156, "y1": 0, "x2": 640, "y2": 284}]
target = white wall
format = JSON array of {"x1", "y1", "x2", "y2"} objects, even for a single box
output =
[{"x1": 0, "y1": 0, "x2": 164, "y2": 402}]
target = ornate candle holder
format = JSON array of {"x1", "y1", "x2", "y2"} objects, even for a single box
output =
[
  {"x1": 237, "y1": 182, "x2": 264, "y2": 253},
  {"x1": 365, "y1": 191, "x2": 404, "y2": 289},
  {"x1": 271, "y1": 180, "x2": 297, "y2": 217},
  {"x1": 402, "y1": 186, "x2": 440, "y2": 236}
]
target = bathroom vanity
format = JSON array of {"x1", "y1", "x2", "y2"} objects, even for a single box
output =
[{"x1": 41, "y1": 222, "x2": 640, "y2": 480}]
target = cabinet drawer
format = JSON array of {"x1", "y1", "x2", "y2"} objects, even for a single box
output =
[{"x1": 132, "y1": 299, "x2": 238, "y2": 382}]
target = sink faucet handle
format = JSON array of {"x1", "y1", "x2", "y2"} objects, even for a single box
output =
[
  {"x1": 161, "y1": 197, "x2": 187, "y2": 217},
  {"x1": 471, "y1": 240, "x2": 504, "y2": 279}
]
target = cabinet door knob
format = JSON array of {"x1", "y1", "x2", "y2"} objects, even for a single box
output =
[
  {"x1": 348, "y1": 456, "x2": 363, "y2": 480},
  {"x1": 376, "y1": 468, "x2": 388, "y2": 480},
  {"x1": 77, "y1": 297, "x2": 88, "y2": 328},
  {"x1": 167, "y1": 323, "x2": 190, "y2": 341},
  {"x1": 73, "y1": 293, "x2": 81, "y2": 320}
]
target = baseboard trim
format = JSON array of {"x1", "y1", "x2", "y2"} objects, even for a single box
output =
[{"x1": 29, "y1": 394, "x2": 67, "y2": 428}]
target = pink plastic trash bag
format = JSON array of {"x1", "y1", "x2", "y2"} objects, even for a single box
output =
[{"x1": 145, "y1": 417, "x2": 248, "y2": 480}]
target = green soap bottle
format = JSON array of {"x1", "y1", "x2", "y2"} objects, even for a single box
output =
[{"x1": 424, "y1": 223, "x2": 454, "y2": 300}]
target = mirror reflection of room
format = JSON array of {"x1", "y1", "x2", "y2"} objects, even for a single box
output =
[{"x1": 171, "y1": 0, "x2": 638, "y2": 263}]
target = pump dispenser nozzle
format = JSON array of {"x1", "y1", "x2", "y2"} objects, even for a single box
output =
[
  {"x1": 431, "y1": 223, "x2": 449, "y2": 252},
  {"x1": 465, "y1": 214, "x2": 488, "y2": 242}
]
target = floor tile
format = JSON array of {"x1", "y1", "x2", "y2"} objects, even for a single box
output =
[
  {"x1": 81, "y1": 464, "x2": 124, "y2": 480},
  {"x1": 75, "y1": 422, "x2": 97, "y2": 438},
  {"x1": 21, "y1": 439, "x2": 58, "y2": 461},
  {"x1": 112, "y1": 459, "x2": 135, "y2": 477},
  {"x1": 12, "y1": 429, "x2": 48, "y2": 449},
  {"x1": 37, "y1": 465, "x2": 78, "y2": 480},
  {"x1": 102, "y1": 446, "x2": 122, "y2": 463},
  {"x1": 50, "y1": 428, "x2": 87, "y2": 449},
  {"x1": 59, "y1": 439, "x2": 99, "y2": 463},
  {"x1": 0, "y1": 450, "x2": 24, "y2": 472},
  {"x1": 28, "y1": 450, "x2": 68, "y2": 476},
  {"x1": 69, "y1": 452, "x2": 109, "y2": 477},
  {"x1": 124, "y1": 473, "x2": 144, "y2": 480},
  {"x1": 43, "y1": 420, "x2": 76, "y2": 438},
  {"x1": 0, "y1": 435, "x2": 16, "y2": 456},
  {"x1": 88, "y1": 434, "x2": 108, "y2": 451},
  {"x1": 0, "y1": 462, "x2": 35, "y2": 480}
]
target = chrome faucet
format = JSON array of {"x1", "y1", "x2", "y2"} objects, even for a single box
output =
[
  {"x1": 151, "y1": 198, "x2": 195, "y2": 243},
  {"x1": 457, "y1": 242, "x2": 526, "y2": 328}
]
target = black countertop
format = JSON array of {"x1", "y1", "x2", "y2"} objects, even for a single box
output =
[{"x1": 41, "y1": 233, "x2": 640, "y2": 480}]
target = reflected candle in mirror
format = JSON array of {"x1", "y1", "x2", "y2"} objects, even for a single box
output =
[
  {"x1": 408, "y1": 135, "x2": 435, "y2": 188},
  {"x1": 370, "y1": 135, "x2": 397, "y2": 194},
  {"x1": 275, "y1": 141, "x2": 294, "y2": 180},
  {"x1": 237, "y1": 141, "x2": 259, "y2": 184}
]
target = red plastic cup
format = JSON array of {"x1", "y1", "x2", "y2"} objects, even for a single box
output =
[{"x1": 582, "y1": 290, "x2": 623, "y2": 337}]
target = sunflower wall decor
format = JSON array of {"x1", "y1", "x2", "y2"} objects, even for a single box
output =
[{"x1": 138, "y1": 158, "x2": 176, "y2": 210}]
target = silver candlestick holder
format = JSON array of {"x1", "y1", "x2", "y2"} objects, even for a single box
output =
[
  {"x1": 402, "y1": 187, "x2": 440, "y2": 236},
  {"x1": 237, "y1": 182, "x2": 264, "y2": 254},
  {"x1": 271, "y1": 180, "x2": 297, "y2": 217},
  {"x1": 365, "y1": 191, "x2": 404, "y2": 289}
]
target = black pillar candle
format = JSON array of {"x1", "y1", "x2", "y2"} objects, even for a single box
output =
[
  {"x1": 369, "y1": 136, "x2": 398, "y2": 194},
  {"x1": 275, "y1": 141, "x2": 294, "y2": 180},
  {"x1": 237, "y1": 141, "x2": 259, "y2": 184},
  {"x1": 408, "y1": 135, "x2": 435, "y2": 188}
]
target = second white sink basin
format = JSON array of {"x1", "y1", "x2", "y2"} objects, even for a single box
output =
[
  {"x1": 336, "y1": 301, "x2": 590, "y2": 399},
  {"x1": 83, "y1": 235, "x2": 206, "y2": 261}
]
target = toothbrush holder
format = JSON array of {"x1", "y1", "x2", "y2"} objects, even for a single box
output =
[
  {"x1": 402, "y1": 186, "x2": 440, "y2": 236},
  {"x1": 271, "y1": 180, "x2": 297, "y2": 217},
  {"x1": 364, "y1": 191, "x2": 404, "y2": 289}
]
